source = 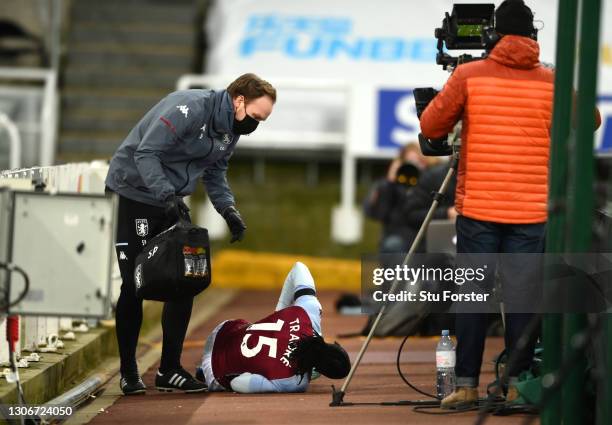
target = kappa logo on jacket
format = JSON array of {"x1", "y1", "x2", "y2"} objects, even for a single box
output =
[{"x1": 177, "y1": 105, "x2": 189, "y2": 118}]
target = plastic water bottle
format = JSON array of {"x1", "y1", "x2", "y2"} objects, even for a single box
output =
[{"x1": 436, "y1": 330, "x2": 456, "y2": 399}]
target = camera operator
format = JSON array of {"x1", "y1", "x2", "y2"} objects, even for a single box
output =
[
  {"x1": 364, "y1": 143, "x2": 455, "y2": 254},
  {"x1": 419, "y1": 0, "x2": 601, "y2": 408}
]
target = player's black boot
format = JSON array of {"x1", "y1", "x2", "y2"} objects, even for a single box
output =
[
  {"x1": 120, "y1": 373, "x2": 146, "y2": 395},
  {"x1": 155, "y1": 368, "x2": 207, "y2": 393}
]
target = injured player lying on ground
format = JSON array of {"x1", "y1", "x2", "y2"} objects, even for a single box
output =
[{"x1": 195, "y1": 262, "x2": 351, "y2": 393}]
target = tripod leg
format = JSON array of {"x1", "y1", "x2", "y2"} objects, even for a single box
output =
[{"x1": 331, "y1": 154, "x2": 459, "y2": 405}]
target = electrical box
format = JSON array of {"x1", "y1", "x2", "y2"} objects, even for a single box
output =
[{"x1": 4, "y1": 191, "x2": 117, "y2": 317}]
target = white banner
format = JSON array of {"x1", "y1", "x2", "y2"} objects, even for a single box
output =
[{"x1": 206, "y1": 0, "x2": 612, "y2": 156}]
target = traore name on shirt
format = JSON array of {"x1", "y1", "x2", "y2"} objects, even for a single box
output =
[{"x1": 280, "y1": 318, "x2": 302, "y2": 368}]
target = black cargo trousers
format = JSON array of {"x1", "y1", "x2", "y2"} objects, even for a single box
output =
[{"x1": 112, "y1": 193, "x2": 193, "y2": 376}]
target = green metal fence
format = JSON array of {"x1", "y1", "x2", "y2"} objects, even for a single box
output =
[{"x1": 542, "y1": 0, "x2": 605, "y2": 424}]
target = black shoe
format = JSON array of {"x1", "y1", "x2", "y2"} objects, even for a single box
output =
[
  {"x1": 120, "y1": 374, "x2": 146, "y2": 395},
  {"x1": 155, "y1": 368, "x2": 207, "y2": 393}
]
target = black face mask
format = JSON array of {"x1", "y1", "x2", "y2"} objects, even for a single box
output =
[{"x1": 233, "y1": 113, "x2": 259, "y2": 135}]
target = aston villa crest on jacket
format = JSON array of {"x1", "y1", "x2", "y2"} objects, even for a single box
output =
[{"x1": 135, "y1": 219, "x2": 149, "y2": 237}]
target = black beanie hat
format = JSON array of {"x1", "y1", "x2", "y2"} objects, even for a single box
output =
[{"x1": 495, "y1": 0, "x2": 535, "y2": 37}]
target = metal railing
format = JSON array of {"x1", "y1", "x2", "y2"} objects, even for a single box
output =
[
  {"x1": 176, "y1": 74, "x2": 348, "y2": 150},
  {"x1": 0, "y1": 113, "x2": 22, "y2": 169},
  {"x1": 0, "y1": 67, "x2": 58, "y2": 167},
  {"x1": 176, "y1": 74, "x2": 363, "y2": 244}
]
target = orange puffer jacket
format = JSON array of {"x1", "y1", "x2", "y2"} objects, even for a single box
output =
[{"x1": 420, "y1": 35, "x2": 555, "y2": 224}]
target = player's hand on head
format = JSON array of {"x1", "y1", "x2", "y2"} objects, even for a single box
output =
[{"x1": 222, "y1": 205, "x2": 247, "y2": 243}]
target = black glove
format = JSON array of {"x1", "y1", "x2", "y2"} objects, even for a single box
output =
[
  {"x1": 222, "y1": 205, "x2": 246, "y2": 243},
  {"x1": 164, "y1": 194, "x2": 190, "y2": 222}
]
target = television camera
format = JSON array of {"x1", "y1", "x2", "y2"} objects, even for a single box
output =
[{"x1": 415, "y1": 3, "x2": 504, "y2": 156}]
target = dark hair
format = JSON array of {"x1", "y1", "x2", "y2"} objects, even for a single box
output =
[
  {"x1": 226, "y1": 73, "x2": 277, "y2": 103},
  {"x1": 290, "y1": 333, "x2": 351, "y2": 380},
  {"x1": 495, "y1": 0, "x2": 535, "y2": 37}
]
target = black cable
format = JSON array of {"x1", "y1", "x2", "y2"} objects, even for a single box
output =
[
  {"x1": 494, "y1": 348, "x2": 507, "y2": 385},
  {"x1": 493, "y1": 404, "x2": 539, "y2": 416},
  {"x1": 396, "y1": 333, "x2": 440, "y2": 400},
  {"x1": 414, "y1": 405, "x2": 480, "y2": 415},
  {"x1": 0, "y1": 262, "x2": 30, "y2": 311},
  {"x1": 413, "y1": 398, "x2": 517, "y2": 416},
  {"x1": 329, "y1": 399, "x2": 440, "y2": 407}
]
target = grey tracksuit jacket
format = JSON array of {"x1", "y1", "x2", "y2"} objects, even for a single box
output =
[{"x1": 105, "y1": 89, "x2": 239, "y2": 213}]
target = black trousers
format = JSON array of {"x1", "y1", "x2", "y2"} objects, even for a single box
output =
[
  {"x1": 455, "y1": 215, "x2": 545, "y2": 387},
  {"x1": 114, "y1": 194, "x2": 193, "y2": 375}
]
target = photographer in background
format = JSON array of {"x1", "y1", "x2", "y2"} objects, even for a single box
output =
[
  {"x1": 364, "y1": 143, "x2": 455, "y2": 254},
  {"x1": 420, "y1": 0, "x2": 601, "y2": 408}
]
